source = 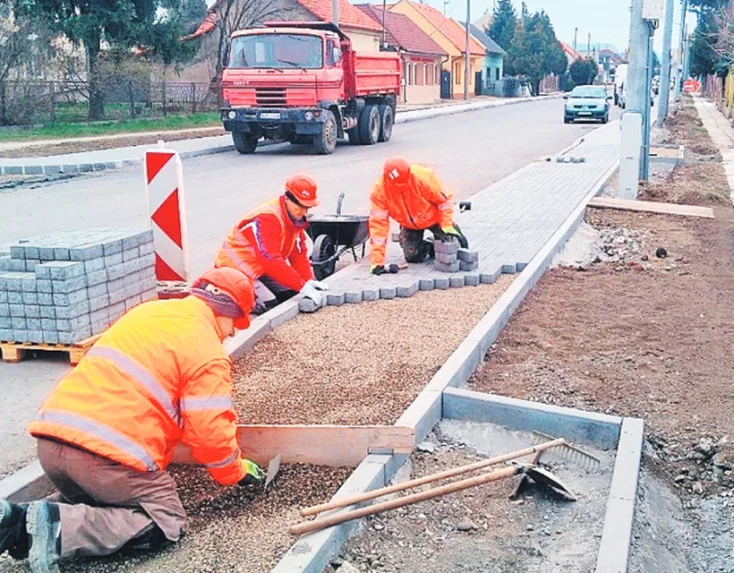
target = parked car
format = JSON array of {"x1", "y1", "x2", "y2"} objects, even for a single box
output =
[{"x1": 563, "y1": 85, "x2": 611, "y2": 124}]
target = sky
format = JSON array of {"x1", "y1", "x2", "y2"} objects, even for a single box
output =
[{"x1": 206, "y1": 0, "x2": 697, "y2": 58}]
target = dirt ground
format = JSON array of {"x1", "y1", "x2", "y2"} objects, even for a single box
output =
[
  {"x1": 0, "y1": 127, "x2": 225, "y2": 158},
  {"x1": 232, "y1": 278, "x2": 512, "y2": 426},
  {"x1": 0, "y1": 464, "x2": 352, "y2": 573},
  {"x1": 465, "y1": 99, "x2": 734, "y2": 570},
  {"x1": 327, "y1": 421, "x2": 614, "y2": 573}
]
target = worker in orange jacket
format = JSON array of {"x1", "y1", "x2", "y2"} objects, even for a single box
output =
[
  {"x1": 368, "y1": 156, "x2": 467, "y2": 274},
  {"x1": 0, "y1": 267, "x2": 263, "y2": 572},
  {"x1": 215, "y1": 172, "x2": 329, "y2": 313}
]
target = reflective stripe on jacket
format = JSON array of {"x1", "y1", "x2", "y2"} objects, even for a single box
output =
[
  {"x1": 28, "y1": 296, "x2": 247, "y2": 486},
  {"x1": 215, "y1": 196, "x2": 313, "y2": 292},
  {"x1": 369, "y1": 165, "x2": 455, "y2": 266}
]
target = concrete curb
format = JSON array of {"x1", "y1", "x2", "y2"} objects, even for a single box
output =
[
  {"x1": 0, "y1": 95, "x2": 563, "y2": 174},
  {"x1": 595, "y1": 418, "x2": 644, "y2": 573}
]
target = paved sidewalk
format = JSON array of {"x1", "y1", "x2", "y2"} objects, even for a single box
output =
[
  {"x1": 694, "y1": 96, "x2": 734, "y2": 203},
  {"x1": 0, "y1": 94, "x2": 561, "y2": 174},
  {"x1": 319, "y1": 122, "x2": 620, "y2": 304}
]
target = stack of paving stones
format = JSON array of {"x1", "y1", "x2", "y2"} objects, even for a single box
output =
[
  {"x1": 433, "y1": 242, "x2": 479, "y2": 273},
  {"x1": 0, "y1": 229, "x2": 157, "y2": 345}
]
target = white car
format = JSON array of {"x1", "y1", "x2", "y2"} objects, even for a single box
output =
[{"x1": 564, "y1": 86, "x2": 611, "y2": 124}]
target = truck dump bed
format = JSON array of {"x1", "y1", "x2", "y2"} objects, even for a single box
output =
[{"x1": 349, "y1": 52, "x2": 402, "y2": 98}]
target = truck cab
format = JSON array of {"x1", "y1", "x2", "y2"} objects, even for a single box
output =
[{"x1": 220, "y1": 22, "x2": 400, "y2": 155}]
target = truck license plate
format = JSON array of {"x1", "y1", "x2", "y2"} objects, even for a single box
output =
[{"x1": 260, "y1": 112, "x2": 281, "y2": 120}]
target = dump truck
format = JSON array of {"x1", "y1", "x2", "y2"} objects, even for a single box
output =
[{"x1": 219, "y1": 22, "x2": 402, "y2": 155}]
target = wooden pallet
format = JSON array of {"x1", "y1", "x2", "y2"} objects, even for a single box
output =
[{"x1": 0, "y1": 334, "x2": 101, "y2": 365}]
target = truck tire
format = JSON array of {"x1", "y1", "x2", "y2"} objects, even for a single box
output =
[
  {"x1": 378, "y1": 104, "x2": 394, "y2": 142},
  {"x1": 347, "y1": 125, "x2": 361, "y2": 145},
  {"x1": 358, "y1": 105, "x2": 380, "y2": 145},
  {"x1": 313, "y1": 110, "x2": 338, "y2": 155},
  {"x1": 233, "y1": 132, "x2": 258, "y2": 154}
]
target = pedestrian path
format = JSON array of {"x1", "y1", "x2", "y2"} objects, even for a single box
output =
[
  {"x1": 694, "y1": 96, "x2": 734, "y2": 204},
  {"x1": 319, "y1": 122, "x2": 620, "y2": 304}
]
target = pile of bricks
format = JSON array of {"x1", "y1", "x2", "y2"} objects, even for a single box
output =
[
  {"x1": 434, "y1": 242, "x2": 479, "y2": 273},
  {"x1": 0, "y1": 229, "x2": 157, "y2": 345}
]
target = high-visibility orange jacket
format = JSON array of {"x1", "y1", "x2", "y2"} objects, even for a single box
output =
[
  {"x1": 28, "y1": 296, "x2": 247, "y2": 486},
  {"x1": 369, "y1": 165, "x2": 454, "y2": 266},
  {"x1": 215, "y1": 196, "x2": 313, "y2": 292}
]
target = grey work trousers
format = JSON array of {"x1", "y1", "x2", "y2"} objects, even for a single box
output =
[{"x1": 37, "y1": 438, "x2": 187, "y2": 559}]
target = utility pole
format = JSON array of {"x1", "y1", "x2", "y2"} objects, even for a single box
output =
[
  {"x1": 464, "y1": 0, "x2": 470, "y2": 100},
  {"x1": 332, "y1": 0, "x2": 339, "y2": 26},
  {"x1": 588, "y1": 32, "x2": 591, "y2": 57},
  {"x1": 382, "y1": 0, "x2": 387, "y2": 49},
  {"x1": 674, "y1": 0, "x2": 689, "y2": 102},
  {"x1": 656, "y1": 0, "x2": 674, "y2": 125},
  {"x1": 574, "y1": 27, "x2": 578, "y2": 53}
]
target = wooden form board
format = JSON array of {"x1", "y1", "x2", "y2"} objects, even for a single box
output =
[
  {"x1": 172, "y1": 425, "x2": 416, "y2": 468},
  {"x1": 588, "y1": 197, "x2": 715, "y2": 219}
]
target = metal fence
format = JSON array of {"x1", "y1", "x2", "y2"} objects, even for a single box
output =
[{"x1": 0, "y1": 79, "x2": 219, "y2": 126}]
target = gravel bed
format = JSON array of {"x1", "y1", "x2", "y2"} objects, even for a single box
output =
[
  {"x1": 232, "y1": 278, "x2": 512, "y2": 426},
  {"x1": 1, "y1": 464, "x2": 352, "y2": 573}
]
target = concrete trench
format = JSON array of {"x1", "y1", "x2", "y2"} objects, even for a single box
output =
[{"x1": 0, "y1": 124, "x2": 642, "y2": 573}]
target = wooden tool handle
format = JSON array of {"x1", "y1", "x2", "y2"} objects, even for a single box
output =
[
  {"x1": 290, "y1": 465, "x2": 519, "y2": 537},
  {"x1": 299, "y1": 438, "x2": 565, "y2": 517}
]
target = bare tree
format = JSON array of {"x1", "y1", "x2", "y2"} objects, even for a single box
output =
[{"x1": 0, "y1": 3, "x2": 34, "y2": 83}]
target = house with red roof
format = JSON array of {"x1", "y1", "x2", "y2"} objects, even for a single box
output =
[
  {"x1": 389, "y1": 0, "x2": 486, "y2": 98},
  {"x1": 357, "y1": 5, "x2": 447, "y2": 104}
]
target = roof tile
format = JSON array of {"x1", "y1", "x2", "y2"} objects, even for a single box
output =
[
  {"x1": 357, "y1": 5, "x2": 447, "y2": 56},
  {"x1": 296, "y1": 0, "x2": 383, "y2": 32},
  {"x1": 400, "y1": 2, "x2": 485, "y2": 56}
]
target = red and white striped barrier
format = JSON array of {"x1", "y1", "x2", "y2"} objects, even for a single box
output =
[{"x1": 144, "y1": 146, "x2": 190, "y2": 283}]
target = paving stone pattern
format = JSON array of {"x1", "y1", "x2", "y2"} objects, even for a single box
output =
[
  {"x1": 0, "y1": 229, "x2": 156, "y2": 344},
  {"x1": 313, "y1": 124, "x2": 620, "y2": 308}
]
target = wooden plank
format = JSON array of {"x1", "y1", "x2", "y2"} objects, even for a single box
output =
[
  {"x1": 172, "y1": 425, "x2": 416, "y2": 468},
  {"x1": 588, "y1": 197, "x2": 715, "y2": 219}
]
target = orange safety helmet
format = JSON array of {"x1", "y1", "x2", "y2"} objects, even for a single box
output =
[
  {"x1": 285, "y1": 172, "x2": 319, "y2": 207},
  {"x1": 383, "y1": 156, "x2": 411, "y2": 187},
  {"x1": 192, "y1": 267, "x2": 255, "y2": 330}
]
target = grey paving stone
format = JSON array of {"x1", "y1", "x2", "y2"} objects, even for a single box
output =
[
  {"x1": 0, "y1": 291, "x2": 6, "y2": 304},
  {"x1": 457, "y1": 249, "x2": 479, "y2": 263},
  {"x1": 434, "y1": 260, "x2": 460, "y2": 273},
  {"x1": 48, "y1": 261, "x2": 85, "y2": 281},
  {"x1": 104, "y1": 253, "x2": 123, "y2": 268},
  {"x1": 434, "y1": 241, "x2": 458, "y2": 255},
  {"x1": 70, "y1": 244, "x2": 103, "y2": 262},
  {"x1": 11, "y1": 316, "x2": 26, "y2": 329},
  {"x1": 435, "y1": 252, "x2": 458, "y2": 264},
  {"x1": 362, "y1": 289, "x2": 379, "y2": 301},
  {"x1": 25, "y1": 305, "x2": 40, "y2": 318},
  {"x1": 449, "y1": 276, "x2": 465, "y2": 288},
  {"x1": 86, "y1": 269, "x2": 107, "y2": 287},
  {"x1": 326, "y1": 292, "x2": 345, "y2": 306},
  {"x1": 379, "y1": 286, "x2": 397, "y2": 299},
  {"x1": 40, "y1": 306, "x2": 55, "y2": 319},
  {"x1": 345, "y1": 291, "x2": 362, "y2": 304},
  {"x1": 460, "y1": 260, "x2": 479, "y2": 272},
  {"x1": 62, "y1": 165, "x2": 79, "y2": 173},
  {"x1": 102, "y1": 239, "x2": 123, "y2": 256},
  {"x1": 0, "y1": 316, "x2": 9, "y2": 329},
  {"x1": 0, "y1": 329, "x2": 11, "y2": 340},
  {"x1": 434, "y1": 277, "x2": 450, "y2": 289},
  {"x1": 26, "y1": 318, "x2": 41, "y2": 331},
  {"x1": 24, "y1": 166, "x2": 43, "y2": 175},
  {"x1": 125, "y1": 295, "x2": 142, "y2": 310},
  {"x1": 502, "y1": 263, "x2": 517, "y2": 274},
  {"x1": 464, "y1": 273, "x2": 480, "y2": 286},
  {"x1": 396, "y1": 281, "x2": 419, "y2": 298},
  {"x1": 24, "y1": 259, "x2": 40, "y2": 272},
  {"x1": 419, "y1": 278, "x2": 435, "y2": 291},
  {"x1": 36, "y1": 279, "x2": 53, "y2": 293},
  {"x1": 83, "y1": 257, "x2": 105, "y2": 273},
  {"x1": 12, "y1": 329, "x2": 29, "y2": 342},
  {"x1": 41, "y1": 318, "x2": 56, "y2": 331},
  {"x1": 52, "y1": 275, "x2": 87, "y2": 294},
  {"x1": 8, "y1": 291, "x2": 22, "y2": 305},
  {"x1": 298, "y1": 298, "x2": 319, "y2": 313},
  {"x1": 43, "y1": 331, "x2": 60, "y2": 344},
  {"x1": 123, "y1": 248, "x2": 140, "y2": 262}
]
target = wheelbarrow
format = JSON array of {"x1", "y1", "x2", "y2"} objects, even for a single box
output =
[{"x1": 307, "y1": 193, "x2": 369, "y2": 280}]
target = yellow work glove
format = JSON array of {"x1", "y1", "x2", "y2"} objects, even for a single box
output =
[
  {"x1": 441, "y1": 225, "x2": 461, "y2": 237},
  {"x1": 238, "y1": 458, "x2": 265, "y2": 488}
]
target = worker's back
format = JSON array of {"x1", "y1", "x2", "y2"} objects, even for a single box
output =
[{"x1": 29, "y1": 296, "x2": 230, "y2": 473}]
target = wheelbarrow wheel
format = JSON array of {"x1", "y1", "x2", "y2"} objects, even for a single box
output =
[{"x1": 311, "y1": 234, "x2": 337, "y2": 280}]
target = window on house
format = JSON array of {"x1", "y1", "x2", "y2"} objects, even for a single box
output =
[
  {"x1": 424, "y1": 63, "x2": 428, "y2": 85},
  {"x1": 435, "y1": 64, "x2": 440, "y2": 85},
  {"x1": 412, "y1": 64, "x2": 417, "y2": 86},
  {"x1": 454, "y1": 61, "x2": 461, "y2": 85},
  {"x1": 496, "y1": 68, "x2": 500, "y2": 81},
  {"x1": 407, "y1": 63, "x2": 413, "y2": 86}
]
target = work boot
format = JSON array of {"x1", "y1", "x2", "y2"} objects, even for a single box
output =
[
  {"x1": 0, "y1": 500, "x2": 29, "y2": 558},
  {"x1": 26, "y1": 501, "x2": 61, "y2": 573}
]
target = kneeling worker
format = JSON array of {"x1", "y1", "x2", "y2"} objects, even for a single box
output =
[
  {"x1": 0, "y1": 267, "x2": 265, "y2": 573},
  {"x1": 215, "y1": 172, "x2": 329, "y2": 313},
  {"x1": 368, "y1": 156, "x2": 467, "y2": 275}
]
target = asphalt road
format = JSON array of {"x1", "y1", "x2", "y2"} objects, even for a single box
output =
[{"x1": 0, "y1": 98, "x2": 621, "y2": 478}]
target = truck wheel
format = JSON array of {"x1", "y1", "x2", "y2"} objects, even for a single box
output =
[
  {"x1": 313, "y1": 110, "x2": 338, "y2": 155},
  {"x1": 347, "y1": 125, "x2": 361, "y2": 145},
  {"x1": 378, "y1": 104, "x2": 394, "y2": 142},
  {"x1": 232, "y1": 132, "x2": 258, "y2": 154},
  {"x1": 358, "y1": 105, "x2": 380, "y2": 145}
]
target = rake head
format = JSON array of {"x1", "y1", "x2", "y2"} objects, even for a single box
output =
[{"x1": 531, "y1": 431, "x2": 601, "y2": 473}]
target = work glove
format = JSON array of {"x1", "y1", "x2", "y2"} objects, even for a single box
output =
[
  {"x1": 370, "y1": 264, "x2": 399, "y2": 276},
  {"x1": 305, "y1": 279, "x2": 330, "y2": 291},
  {"x1": 441, "y1": 225, "x2": 469, "y2": 249},
  {"x1": 300, "y1": 282, "x2": 324, "y2": 307},
  {"x1": 238, "y1": 458, "x2": 265, "y2": 488}
]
